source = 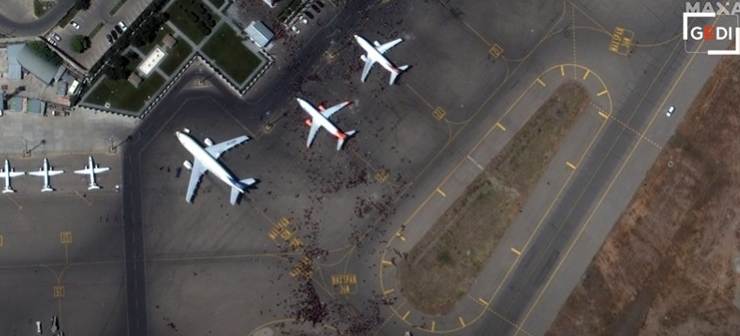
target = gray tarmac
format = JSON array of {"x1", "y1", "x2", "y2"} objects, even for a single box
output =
[{"x1": 0, "y1": 0, "x2": 724, "y2": 335}]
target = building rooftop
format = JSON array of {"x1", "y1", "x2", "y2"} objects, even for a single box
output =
[
  {"x1": 6, "y1": 44, "x2": 24, "y2": 80},
  {"x1": 245, "y1": 21, "x2": 274, "y2": 48},
  {"x1": 162, "y1": 34, "x2": 176, "y2": 48},
  {"x1": 137, "y1": 47, "x2": 166, "y2": 77},
  {"x1": 8, "y1": 96, "x2": 24, "y2": 112},
  {"x1": 17, "y1": 45, "x2": 61, "y2": 85},
  {"x1": 27, "y1": 99, "x2": 46, "y2": 114}
]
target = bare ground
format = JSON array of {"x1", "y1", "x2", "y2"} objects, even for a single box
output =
[
  {"x1": 399, "y1": 82, "x2": 590, "y2": 315},
  {"x1": 547, "y1": 57, "x2": 740, "y2": 336}
]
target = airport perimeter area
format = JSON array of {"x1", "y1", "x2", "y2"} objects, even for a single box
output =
[{"x1": 0, "y1": 0, "x2": 737, "y2": 335}]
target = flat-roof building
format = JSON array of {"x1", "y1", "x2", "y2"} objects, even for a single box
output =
[
  {"x1": 137, "y1": 47, "x2": 166, "y2": 77},
  {"x1": 245, "y1": 21, "x2": 274, "y2": 48},
  {"x1": 6, "y1": 44, "x2": 24, "y2": 80},
  {"x1": 17, "y1": 45, "x2": 61, "y2": 85}
]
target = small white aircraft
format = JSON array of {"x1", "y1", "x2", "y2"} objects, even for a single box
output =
[
  {"x1": 176, "y1": 128, "x2": 256, "y2": 205},
  {"x1": 29, "y1": 158, "x2": 64, "y2": 192},
  {"x1": 297, "y1": 97, "x2": 356, "y2": 150},
  {"x1": 74, "y1": 156, "x2": 110, "y2": 190},
  {"x1": 0, "y1": 159, "x2": 25, "y2": 193},
  {"x1": 353, "y1": 34, "x2": 409, "y2": 85}
]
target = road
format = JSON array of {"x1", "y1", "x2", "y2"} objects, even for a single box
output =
[{"x1": 0, "y1": 0, "x2": 76, "y2": 37}]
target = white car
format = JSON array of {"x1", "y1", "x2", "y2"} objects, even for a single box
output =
[
  {"x1": 35, "y1": 321, "x2": 42, "y2": 334},
  {"x1": 70, "y1": 20, "x2": 80, "y2": 30},
  {"x1": 117, "y1": 21, "x2": 128, "y2": 32},
  {"x1": 666, "y1": 105, "x2": 675, "y2": 117},
  {"x1": 52, "y1": 33, "x2": 61, "y2": 41}
]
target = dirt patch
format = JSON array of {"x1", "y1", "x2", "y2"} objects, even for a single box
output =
[
  {"x1": 399, "y1": 82, "x2": 591, "y2": 315},
  {"x1": 547, "y1": 57, "x2": 740, "y2": 336}
]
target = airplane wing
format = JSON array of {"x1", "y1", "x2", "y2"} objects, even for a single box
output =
[
  {"x1": 8, "y1": 172, "x2": 24, "y2": 177},
  {"x1": 185, "y1": 159, "x2": 206, "y2": 203},
  {"x1": 48, "y1": 170, "x2": 64, "y2": 176},
  {"x1": 205, "y1": 136, "x2": 249, "y2": 159},
  {"x1": 360, "y1": 57, "x2": 375, "y2": 82},
  {"x1": 376, "y1": 38, "x2": 403, "y2": 54},
  {"x1": 74, "y1": 168, "x2": 90, "y2": 175},
  {"x1": 306, "y1": 122, "x2": 321, "y2": 148},
  {"x1": 93, "y1": 167, "x2": 110, "y2": 174},
  {"x1": 29, "y1": 170, "x2": 45, "y2": 177},
  {"x1": 320, "y1": 101, "x2": 351, "y2": 119}
]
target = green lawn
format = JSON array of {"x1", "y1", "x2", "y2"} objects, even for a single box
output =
[
  {"x1": 208, "y1": 0, "x2": 225, "y2": 8},
  {"x1": 167, "y1": 0, "x2": 218, "y2": 44},
  {"x1": 160, "y1": 38, "x2": 193, "y2": 75},
  {"x1": 202, "y1": 23, "x2": 262, "y2": 84},
  {"x1": 138, "y1": 26, "x2": 174, "y2": 54},
  {"x1": 85, "y1": 73, "x2": 165, "y2": 113}
]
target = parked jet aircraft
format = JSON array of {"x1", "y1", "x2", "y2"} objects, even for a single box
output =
[
  {"x1": 297, "y1": 97, "x2": 356, "y2": 150},
  {"x1": 29, "y1": 158, "x2": 64, "y2": 192},
  {"x1": 353, "y1": 34, "x2": 409, "y2": 85},
  {"x1": 74, "y1": 156, "x2": 110, "y2": 190},
  {"x1": 176, "y1": 128, "x2": 256, "y2": 205},
  {"x1": 0, "y1": 160, "x2": 24, "y2": 193}
]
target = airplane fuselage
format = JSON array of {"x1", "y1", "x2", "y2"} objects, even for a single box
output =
[
  {"x1": 176, "y1": 131, "x2": 244, "y2": 192},
  {"x1": 355, "y1": 35, "x2": 398, "y2": 73},
  {"x1": 298, "y1": 99, "x2": 343, "y2": 138}
]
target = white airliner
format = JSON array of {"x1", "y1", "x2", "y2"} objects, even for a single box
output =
[
  {"x1": 74, "y1": 156, "x2": 110, "y2": 190},
  {"x1": 29, "y1": 158, "x2": 64, "y2": 192},
  {"x1": 176, "y1": 128, "x2": 256, "y2": 205},
  {"x1": 297, "y1": 97, "x2": 356, "y2": 150},
  {"x1": 0, "y1": 159, "x2": 25, "y2": 193},
  {"x1": 353, "y1": 34, "x2": 409, "y2": 85}
]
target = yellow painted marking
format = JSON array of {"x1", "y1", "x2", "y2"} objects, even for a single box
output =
[
  {"x1": 401, "y1": 310, "x2": 410, "y2": 321},
  {"x1": 598, "y1": 111, "x2": 610, "y2": 119},
  {"x1": 383, "y1": 288, "x2": 395, "y2": 296},
  {"x1": 477, "y1": 297, "x2": 489, "y2": 306},
  {"x1": 431, "y1": 320, "x2": 436, "y2": 331},
  {"x1": 436, "y1": 188, "x2": 446, "y2": 197},
  {"x1": 536, "y1": 78, "x2": 546, "y2": 87},
  {"x1": 582, "y1": 69, "x2": 590, "y2": 80},
  {"x1": 560, "y1": 65, "x2": 565, "y2": 76},
  {"x1": 597, "y1": 89, "x2": 608, "y2": 96},
  {"x1": 382, "y1": 259, "x2": 393, "y2": 267},
  {"x1": 489, "y1": 43, "x2": 504, "y2": 58},
  {"x1": 374, "y1": 169, "x2": 389, "y2": 183},
  {"x1": 59, "y1": 231, "x2": 72, "y2": 244},
  {"x1": 495, "y1": 122, "x2": 506, "y2": 131},
  {"x1": 566, "y1": 161, "x2": 577, "y2": 170},
  {"x1": 510, "y1": 247, "x2": 521, "y2": 256},
  {"x1": 432, "y1": 107, "x2": 446, "y2": 121},
  {"x1": 458, "y1": 316, "x2": 466, "y2": 327},
  {"x1": 52, "y1": 286, "x2": 64, "y2": 298}
]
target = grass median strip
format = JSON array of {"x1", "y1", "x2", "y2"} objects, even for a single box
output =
[{"x1": 399, "y1": 81, "x2": 591, "y2": 315}]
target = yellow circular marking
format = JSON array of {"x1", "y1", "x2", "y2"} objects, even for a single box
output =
[{"x1": 378, "y1": 63, "x2": 612, "y2": 334}]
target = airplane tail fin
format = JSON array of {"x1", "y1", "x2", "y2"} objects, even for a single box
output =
[
  {"x1": 336, "y1": 130, "x2": 357, "y2": 150},
  {"x1": 88, "y1": 184, "x2": 101, "y2": 191},
  {"x1": 230, "y1": 178, "x2": 256, "y2": 205},
  {"x1": 389, "y1": 65, "x2": 410, "y2": 85},
  {"x1": 2, "y1": 188, "x2": 15, "y2": 194},
  {"x1": 41, "y1": 187, "x2": 54, "y2": 192}
]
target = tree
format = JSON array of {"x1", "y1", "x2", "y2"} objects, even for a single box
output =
[
  {"x1": 70, "y1": 35, "x2": 90, "y2": 53},
  {"x1": 75, "y1": 0, "x2": 91, "y2": 10},
  {"x1": 104, "y1": 55, "x2": 131, "y2": 80}
]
